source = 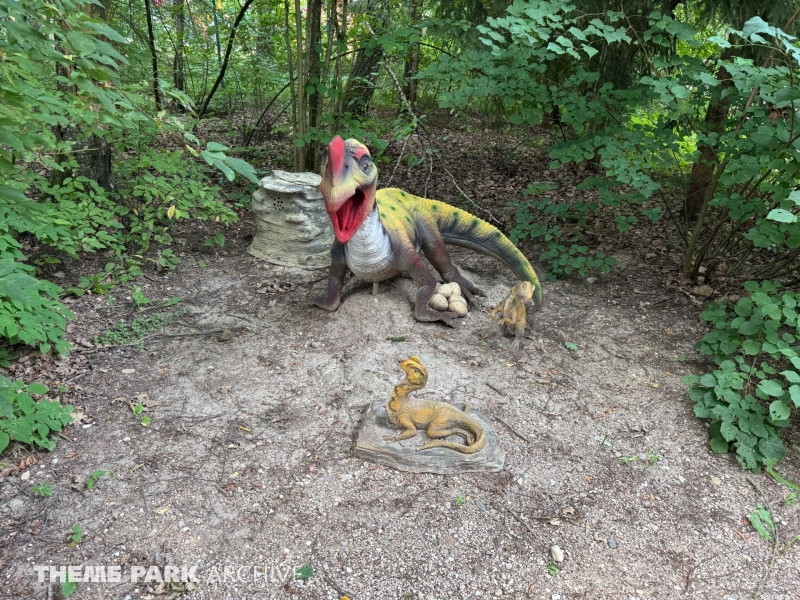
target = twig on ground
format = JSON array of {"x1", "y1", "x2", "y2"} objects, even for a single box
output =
[
  {"x1": 747, "y1": 476, "x2": 779, "y2": 600},
  {"x1": 316, "y1": 561, "x2": 354, "y2": 598},
  {"x1": 496, "y1": 503, "x2": 536, "y2": 535},
  {"x1": 491, "y1": 414, "x2": 530, "y2": 443},
  {"x1": 484, "y1": 382, "x2": 505, "y2": 396}
]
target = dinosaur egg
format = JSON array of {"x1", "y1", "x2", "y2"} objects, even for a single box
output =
[
  {"x1": 437, "y1": 283, "x2": 453, "y2": 298},
  {"x1": 430, "y1": 293, "x2": 449, "y2": 311},
  {"x1": 448, "y1": 282, "x2": 462, "y2": 298},
  {"x1": 448, "y1": 296, "x2": 468, "y2": 317}
]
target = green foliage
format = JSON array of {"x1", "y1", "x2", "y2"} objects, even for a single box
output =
[
  {"x1": 0, "y1": 258, "x2": 73, "y2": 355},
  {"x1": 205, "y1": 233, "x2": 226, "y2": 248},
  {"x1": 131, "y1": 286, "x2": 151, "y2": 309},
  {"x1": 768, "y1": 468, "x2": 799, "y2": 506},
  {"x1": 0, "y1": 0, "x2": 255, "y2": 361},
  {"x1": 70, "y1": 524, "x2": 83, "y2": 545},
  {"x1": 294, "y1": 565, "x2": 314, "y2": 580},
  {"x1": 682, "y1": 282, "x2": 800, "y2": 471},
  {"x1": 29, "y1": 483, "x2": 53, "y2": 497},
  {"x1": 62, "y1": 574, "x2": 77, "y2": 598},
  {"x1": 509, "y1": 185, "x2": 616, "y2": 280},
  {"x1": 94, "y1": 307, "x2": 190, "y2": 348},
  {"x1": 132, "y1": 402, "x2": 151, "y2": 427},
  {"x1": 0, "y1": 376, "x2": 73, "y2": 453},
  {"x1": 748, "y1": 504, "x2": 775, "y2": 542},
  {"x1": 85, "y1": 469, "x2": 113, "y2": 491},
  {"x1": 422, "y1": 1, "x2": 800, "y2": 280}
]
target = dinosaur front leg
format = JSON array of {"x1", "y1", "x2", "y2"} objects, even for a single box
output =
[
  {"x1": 383, "y1": 415, "x2": 420, "y2": 442},
  {"x1": 311, "y1": 242, "x2": 347, "y2": 311}
]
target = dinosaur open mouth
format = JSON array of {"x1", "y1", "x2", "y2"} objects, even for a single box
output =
[{"x1": 332, "y1": 189, "x2": 366, "y2": 243}]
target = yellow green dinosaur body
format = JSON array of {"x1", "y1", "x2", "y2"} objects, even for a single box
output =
[{"x1": 313, "y1": 136, "x2": 542, "y2": 325}]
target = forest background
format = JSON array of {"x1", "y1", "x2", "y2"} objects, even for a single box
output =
[{"x1": 2, "y1": 0, "x2": 800, "y2": 474}]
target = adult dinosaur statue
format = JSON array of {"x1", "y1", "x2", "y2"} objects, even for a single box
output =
[{"x1": 312, "y1": 136, "x2": 542, "y2": 326}]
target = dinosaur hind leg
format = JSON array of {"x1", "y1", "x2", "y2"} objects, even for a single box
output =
[
  {"x1": 417, "y1": 422, "x2": 473, "y2": 450},
  {"x1": 418, "y1": 222, "x2": 485, "y2": 305}
]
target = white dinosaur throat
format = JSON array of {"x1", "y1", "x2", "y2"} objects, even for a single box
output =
[{"x1": 344, "y1": 207, "x2": 396, "y2": 281}]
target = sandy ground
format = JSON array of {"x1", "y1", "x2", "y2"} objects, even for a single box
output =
[{"x1": 1, "y1": 245, "x2": 799, "y2": 600}]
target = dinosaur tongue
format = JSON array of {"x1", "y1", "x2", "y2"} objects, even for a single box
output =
[{"x1": 333, "y1": 189, "x2": 365, "y2": 243}]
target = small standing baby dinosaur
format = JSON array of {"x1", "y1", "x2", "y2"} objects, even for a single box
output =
[
  {"x1": 490, "y1": 281, "x2": 536, "y2": 352},
  {"x1": 384, "y1": 356, "x2": 486, "y2": 454}
]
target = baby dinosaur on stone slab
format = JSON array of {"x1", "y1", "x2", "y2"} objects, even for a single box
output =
[
  {"x1": 384, "y1": 356, "x2": 486, "y2": 454},
  {"x1": 490, "y1": 281, "x2": 536, "y2": 352}
]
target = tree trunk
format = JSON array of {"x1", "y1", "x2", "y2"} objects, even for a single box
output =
[
  {"x1": 304, "y1": 0, "x2": 323, "y2": 170},
  {"x1": 144, "y1": 0, "x2": 162, "y2": 111},
  {"x1": 340, "y1": 0, "x2": 388, "y2": 117},
  {"x1": 333, "y1": 0, "x2": 348, "y2": 114},
  {"x1": 197, "y1": 0, "x2": 256, "y2": 120},
  {"x1": 685, "y1": 49, "x2": 736, "y2": 221},
  {"x1": 50, "y1": 6, "x2": 115, "y2": 194},
  {"x1": 293, "y1": 0, "x2": 306, "y2": 171},
  {"x1": 402, "y1": 0, "x2": 422, "y2": 107},
  {"x1": 173, "y1": 0, "x2": 186, "y2": 96},
  {"x1": 283, "y1": 0, "x2": 298, "y2": 150}
]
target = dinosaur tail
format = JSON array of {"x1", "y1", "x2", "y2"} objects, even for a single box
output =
[
  {"x1": 417, "y1": 428, "x2": 487, "y2": 454},
  {"x1": 430, "y1": 199, "x2": 543, "y2": 309}
]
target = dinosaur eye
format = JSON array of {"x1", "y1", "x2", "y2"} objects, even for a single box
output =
[{"x1": 359, "y1": 155, "x2": 372, "y2": 171}]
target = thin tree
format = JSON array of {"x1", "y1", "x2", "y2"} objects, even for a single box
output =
[
  {"x1": 144, "y1": 0, "x2": 162, "y2": 111},
  {"x1": 284, "y1": 0, "x2": 298, "y2": 156},
  {"x1": 197, "y1": 0, "x2": 257, "y2": 120},
  {"x1": 173, "y1": 0, "x2": 186, "y2": 96},
  {"x1": 304, "y1": 0, "x2": 323, "y2": 170},
  {"x1": 403, "y1": 0, "x2": 423, "y2": 107},
  {"x1": 293, "y1": 0, "x2": 306, "y2": 171}
]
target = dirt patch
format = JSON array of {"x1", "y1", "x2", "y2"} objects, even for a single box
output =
[{"x1": 2, "y1": 238, "x2": 799, "y2": 599}]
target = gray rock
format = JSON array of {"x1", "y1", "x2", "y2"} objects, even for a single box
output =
[
  {"x1": 475, "y1": 500, "x2": 487, "y2": 513},
  {"x1": 607, "y1": 537, "x2": 617, "y2": 549},
  {"x1": 248, "y1": 170, "x2": 333, "y2": 268},
  {"x1": 692, "y1": 284, "x2": 713, "y2": 298},
  {"x1": 551, "y1": 545, "x2": 564, "y2": 562}
]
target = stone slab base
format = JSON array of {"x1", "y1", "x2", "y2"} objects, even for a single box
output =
[{"x1": 353, "y1": 401, "x2": 505, "y2": 474}]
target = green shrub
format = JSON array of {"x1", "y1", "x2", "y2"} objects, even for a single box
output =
[
  {"x1": 683, "y1": 281, "x2": 800, "y2": 471},
  {"x1": 509, "y1": 183, "x2": 616, "y2": 280},
  {"x1": 0, "y1": 376, "x2": 73, "y2": 453},
  {"x1": 0, "y1": 257, "x2": 73, "y2": 357}
]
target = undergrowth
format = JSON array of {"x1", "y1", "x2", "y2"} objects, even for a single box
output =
[
  {"x1": 94, "y1": 307, "x2": 191, "y2": 348},
  {"x1": 0, "y1": 376, "x2": 73, "y2": 453},
  {"x1": 683, "y1": 281, "x2": 800, "y2": 471}
]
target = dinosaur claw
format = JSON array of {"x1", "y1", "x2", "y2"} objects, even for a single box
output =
[{"x1": 311, "y1": 295, "x2": 341, "y2": 312}]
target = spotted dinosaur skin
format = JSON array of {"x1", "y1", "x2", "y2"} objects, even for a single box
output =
[
  {"x1": 385, "y1": 356, "x2": 486, "y2": 454},
  {"x1": 313, "y1": 136, "x2": 542, "y2": 326}
]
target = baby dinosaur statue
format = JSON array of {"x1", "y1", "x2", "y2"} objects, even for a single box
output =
[
  {"x1": 384, "y1": 356, "x2": 486, "y2": 454},
  {"x1": 490, "y1": 281, "x2": 536, "y2": 352},
  {"x1": 312, "y1": 136, "x2": 542, "y2": 326}
]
